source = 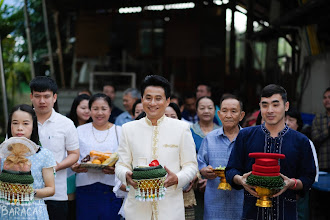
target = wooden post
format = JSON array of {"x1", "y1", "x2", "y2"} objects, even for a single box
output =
[
  {"x1": 23, "y1": 0, "x2": 35, "y2": 79},
  {"x1": 54, "y1": 11, "x2": 66, "y2": 88},
  {"x1": 42, "y1": 0, "x2": 56, "y2": 80}
]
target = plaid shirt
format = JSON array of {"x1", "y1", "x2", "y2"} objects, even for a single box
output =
[{"x1": 311, "y1": 112, "x2": 330, "y2": 170}]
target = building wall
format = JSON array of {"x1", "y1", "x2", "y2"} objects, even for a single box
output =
[{"x1": 300, "y1": 52, "x2": 330, "y2": 114}]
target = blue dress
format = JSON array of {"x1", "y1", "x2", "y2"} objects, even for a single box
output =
[
  {"x1": 226, "y1": 124, "x2": 316, "y2": 220},
  {"x1": 0, "y1": 147, "x2": 56, "y2": 220}
]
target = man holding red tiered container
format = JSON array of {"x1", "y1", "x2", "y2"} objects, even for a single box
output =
[{"x1": 226, "y1": 84, "x2": 316, "y2": 220}]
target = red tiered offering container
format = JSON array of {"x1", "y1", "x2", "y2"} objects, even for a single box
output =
[{"x1": 246, "y1": 153, "x2": 286, "y2": 207}]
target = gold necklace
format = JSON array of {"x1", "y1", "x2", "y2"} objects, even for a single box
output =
[{"x1": 92, "y1": 124, "x2": 110, "y2": 143}]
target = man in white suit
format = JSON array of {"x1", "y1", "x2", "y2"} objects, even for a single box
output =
[{"x1": 115, "y1": 75, "x2": 198, "y2": 220}]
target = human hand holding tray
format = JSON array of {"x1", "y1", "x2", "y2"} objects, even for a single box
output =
[{"x1": 213, "y1": 165, "x2": 231, "y2": 190}]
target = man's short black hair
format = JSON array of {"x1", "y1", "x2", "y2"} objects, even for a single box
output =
[
  {"x1": 183, "y1": 92, "x2": 196, "y2": 100},
  {"x1": 103, "y1": 82, "x2": 116, "y2": 92},
  {"x1": 141, "y1": 75, "x2": 171, "y2": 99},
  {"x1": 260, "y1": 84, "x2": 287, "y2": 103},
  {"x1": 197, "y1": 82, "x2": 212, "y2": 93},
  {"x1": 29, "y1": 76, "x2": 58, "y2": 94},
  {"x1": 220, "y1": 94, "x2": 243, "y2": 111},
  {"x1": 323, "y1": 87, "x2": 330, "y2": 95},
  {"x1": 170, "y1": 95, "x2": 183, "y2": 107}
]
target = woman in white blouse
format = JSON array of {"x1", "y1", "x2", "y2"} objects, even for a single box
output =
[{"x1": 72, "y1": 93, "x2": 122, "y2": 220}]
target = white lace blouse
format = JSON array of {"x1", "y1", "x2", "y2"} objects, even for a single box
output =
[{"x1": 76, "y1": 122, "x2": 121, "y2": 187}]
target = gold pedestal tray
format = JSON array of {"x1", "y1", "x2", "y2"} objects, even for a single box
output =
[
  {"x1": 255, "y1": 186, "x2": 276, "y2": 207},
  {"x1": 213, "y1": 169, "x2": 231, "y2": 190}
]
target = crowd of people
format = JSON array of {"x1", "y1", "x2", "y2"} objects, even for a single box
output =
[{"x1": 0, "y1": 74, "x2": 328, "y2": 220}]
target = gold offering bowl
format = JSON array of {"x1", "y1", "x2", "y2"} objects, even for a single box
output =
[
  {"x1": 133, "y1": 177, "x2": 166, "y2": 201},
  {"x1": 135, "y1": 176, "x2": 166, "y2": 193},
  {"x1": 138, "y1": 179, "x2": 161, "y2": 191},
  {"x1": 213, "y1": 169, "x2": 231, "y2": 190},
  {"x1": 255, "y1": 186, "x2": 276, "y2": 208}
]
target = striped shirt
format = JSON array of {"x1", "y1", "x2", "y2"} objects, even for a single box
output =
[{"x1": 311, "y1": 113, "x2": 330, "y2": 170}]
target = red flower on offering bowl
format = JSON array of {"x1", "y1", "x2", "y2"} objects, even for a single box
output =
[{"x1": 149, "y1": 160, "x2": 160, "y2": 167}]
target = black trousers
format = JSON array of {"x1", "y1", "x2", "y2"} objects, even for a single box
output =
[
  {"x1": 45, "y1": 200, "x2": 68, "y2": 220},
  {"x1": 67, "y1": 200, "x2": 76, "y2": 220}
]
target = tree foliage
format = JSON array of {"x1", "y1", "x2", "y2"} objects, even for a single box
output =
[
  {"x1": 14, "y1": 0, "x2": 54, "y2": 64},
  {"x1": 0, "y1": 0, "x2": 31, "y2": 107},
  {"x1": 0, "y1": 0, "x2": 22, "y2": 39}
]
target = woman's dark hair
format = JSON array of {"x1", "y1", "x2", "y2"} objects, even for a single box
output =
[
  {"x1": 196, "y1": 96, "x2": 215, "y2": 110},
  {"x1": 7, "y1": 104, "x2": 40, "y2": 145},
  {"x1": 260, "y1": 84, "x2": 287, "y2": 103},
  {"x1": 286, "y1": 108, "x2": 303, "y2": 132},
  {"x1": 68, "y1": 94, "x2": 90, "y2": 127},
  {"x1": 78, "y1": 88, "x2": 92, "y2": 96},
  {"x1": 141, "y1": 75, "x2": 171, "y2": 99},
  {"x1": 135, "y1": 112, "x2": 146, "y2": 120},
  {"x1": 168, "y1": 103, "x2": 182, "y2": 120},
  {"x1": 132, "y1": 99, "x2": 142, "y2": 116},
  {"x1": 89, "y1": 93, "x2": 112, "y2": 109}
]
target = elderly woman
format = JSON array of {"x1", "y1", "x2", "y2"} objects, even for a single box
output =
[
  {"x1": 190, "y1": 96, "x2": 220, "y2": 219},
  {"x1": 72, "y1": 93, "x2": 122, "y2": 220},
  {"x1": 191, "y1": 96, "x2": 220, "y2": 152}
]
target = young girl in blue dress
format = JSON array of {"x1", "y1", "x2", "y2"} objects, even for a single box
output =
[{"x1": 0, "y1": 104, "x2": 56, "y2": 220}]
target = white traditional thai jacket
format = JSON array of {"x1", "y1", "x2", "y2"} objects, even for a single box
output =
[{"x1": 115, "y1": 115, "x2": 198, "y2": 220}]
